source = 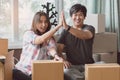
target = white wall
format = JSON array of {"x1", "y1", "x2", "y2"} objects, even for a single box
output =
[{"x1": 84, "y1": 14, "x2": 105, "y2": 33}]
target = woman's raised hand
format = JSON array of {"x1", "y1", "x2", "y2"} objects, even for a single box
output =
[{"x1": 57, "y1": 11, "x2": 63, "y2": 27}]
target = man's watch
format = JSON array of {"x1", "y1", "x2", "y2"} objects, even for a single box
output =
[{"x1": 66, "y1": 26, "x2": 71, "y2": 31}]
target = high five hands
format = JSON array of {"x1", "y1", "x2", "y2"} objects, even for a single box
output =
[{"x1": 58, "y1": 11, "x2": 69, "y2": 30}]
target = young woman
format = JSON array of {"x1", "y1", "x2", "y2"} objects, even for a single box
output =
[{"x1": 13, "y1": 11, "x2": 63, "y2": 80}]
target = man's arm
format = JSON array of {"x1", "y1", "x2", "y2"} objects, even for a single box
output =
[
  {"x1": 68, "y1": 27, "x2": 93, "y2": 39},
  {"x1": 61, "y1": 11, "x2": 93, "y2": 39},
  {"x1": 57, "y1": 43, "x2": 65, "y2": 59},
  {"x1": 57, "y1": 43, "x2": 71, "y2": 68}
]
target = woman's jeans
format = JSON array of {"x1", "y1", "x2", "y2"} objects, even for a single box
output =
[{"x1": 13, "y1": 68, "x2": 31, "y2": 80}]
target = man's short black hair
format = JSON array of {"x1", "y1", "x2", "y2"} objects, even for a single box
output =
[{"x1": 69, "y1": 4, "x2": 87, "y2": 17}]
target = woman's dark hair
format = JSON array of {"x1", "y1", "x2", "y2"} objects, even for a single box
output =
[
  {"x1": 69, "y1": 4, "x2": 87, "y2": 17},
  {"x1": 31, "y1": 11, "x2": 51, "y2": 35}
]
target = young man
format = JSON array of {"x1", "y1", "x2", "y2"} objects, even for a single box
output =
[{"x1": 57, "y1": 4, "x2": 95, "y2": 80}]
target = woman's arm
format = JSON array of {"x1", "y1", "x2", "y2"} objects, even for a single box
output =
[{"x1": 34, "y1": 25, "x2": 61, "y2": 45}]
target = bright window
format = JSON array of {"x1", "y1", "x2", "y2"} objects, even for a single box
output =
[
  {"x1": 0, "y1": 0, "x2": 12, "y2": 41},
  {"x1": 18, "y1": 0, "x2": 56, "y2": 41},
  {"x1": 0, "y1": 0, "x2": 57, "y2": 49}
]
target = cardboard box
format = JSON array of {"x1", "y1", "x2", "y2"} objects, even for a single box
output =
[
  {"x1": 85, "y1": 63, "x2": 120, "y2": 80},
  {"x1": 0, "y1": 39, "x2": 8, "y2": 56},
  {"x1": 93, "y1": 32, "x2": 117, "y2": 63},
  {"x1": 0, "y1": 50, "x2": 14, "y2": 80},
  {"x1": 93, "y1": 32, "x2": 117, "y2": 53},
  {"x1": 0, "y1": 62, "x2": 4, "y2": 80},
  {"x1": 32, "y1": 60, "x2": 63, "y2": 80}
]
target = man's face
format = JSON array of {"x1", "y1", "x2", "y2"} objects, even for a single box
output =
[{"x1": 71, "y1": 11, "x2": 85, "y2": 27}]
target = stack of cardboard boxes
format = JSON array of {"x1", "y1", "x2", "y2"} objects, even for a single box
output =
[
  {"x1": 0, "y1": 39, "x2": 14, "y2": 80},
  {"x1": 93, "y1": 32, "x2": 117, "y2": 63}
]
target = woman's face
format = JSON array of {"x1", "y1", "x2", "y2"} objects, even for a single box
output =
[
  {"x1": 71, "y1": 11, "x2": 85, "y2": 27},
  {"x1": 36, "y1": 15, "x2": 49, "y2": 34}
]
